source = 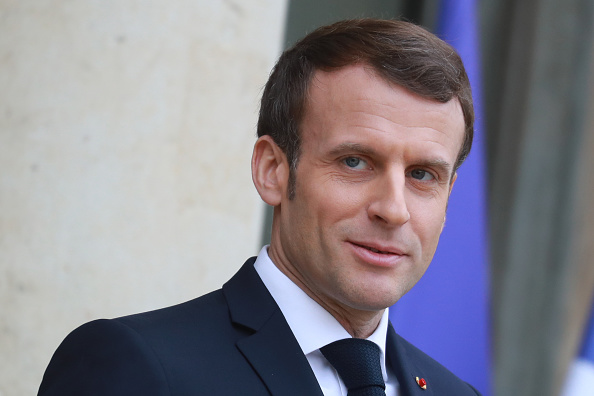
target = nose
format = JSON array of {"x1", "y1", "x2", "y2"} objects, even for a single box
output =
[{"x1": 367, "y1": 171, "x2": 410, "y2": 226}]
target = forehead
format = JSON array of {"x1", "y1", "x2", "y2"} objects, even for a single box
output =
[{"x1": 301, "y1": 65, "x2": 465, "y2": 153}]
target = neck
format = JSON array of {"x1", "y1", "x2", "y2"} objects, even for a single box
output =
[
  {"x1": 267, "y1": 243, "x2": 384, "y2": 339},
  {"x1": 328, "y1": 305, "x2": 384, "y2": 339}
]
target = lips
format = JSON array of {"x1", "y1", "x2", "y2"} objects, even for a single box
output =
[
  {"x1": 350, "y1": 241, "x2": 404, "y2": 256},
  {"x1": 365, "y1": 246, "x2": 390, "y2": 254},
  {"x1": 348, "y1": 241, "x2": 407, "y2": 267}
]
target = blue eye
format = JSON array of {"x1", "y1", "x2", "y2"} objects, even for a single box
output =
[
  {"x1": 410, "y1": 169, "x2": 434, "y2": 181},
  {"x1": 344, "y1": 157, "x2": 368, "y2": 169}
]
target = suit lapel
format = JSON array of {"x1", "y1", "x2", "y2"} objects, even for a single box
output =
[
  {"x1": 386, "y1": 323, "x2": 435, "y2": 396},
  {"x1": 236, "y1": 310, "x2": 324, "y2": 396},
  {"x1": 223, "y1": 258, "x2": 324, "y2": 396}
]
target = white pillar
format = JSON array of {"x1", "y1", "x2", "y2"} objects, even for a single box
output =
[{"x1": 0, "y1": 1, "x2": 288, "y2": 394}]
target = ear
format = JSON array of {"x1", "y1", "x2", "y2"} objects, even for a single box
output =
[{"x1": 251, "y1": 135, "x2": 290, "y2": 206}]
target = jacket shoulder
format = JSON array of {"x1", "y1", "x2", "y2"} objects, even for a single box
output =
[
  {"x1": 38, "y1": 318, "x2": 171, "y2": 396},
  {"x1": 38, "y1": 289, "x2": 234, "y2": 396}
]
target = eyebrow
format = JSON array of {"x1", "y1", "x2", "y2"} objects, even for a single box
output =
[
  {"x1": 415, "y1": 158, "x2": 453, "y2": 173},
  {"x1": 328, "y1": 142, "x2": 379, "y2": 157}
]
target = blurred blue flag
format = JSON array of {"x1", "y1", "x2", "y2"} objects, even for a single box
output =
[
  {"x1": 562, "y1": 302, "x2": 594, "y2": 395},
  {"x1": 389, "y1": 0, "x2": 491, "y2": 394}
]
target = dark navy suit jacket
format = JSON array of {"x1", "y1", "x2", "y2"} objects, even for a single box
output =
[{"x1": 39, "y1": 257, "x2": 480, "y2": 395}]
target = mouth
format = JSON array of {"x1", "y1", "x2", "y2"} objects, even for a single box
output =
[
  {"x1": 347, "y1": 241, "x2": 406, "y2": 268},
  {"x1": 349, "y1": 241, "x2": 405, "y2": 256},
  {"x1": 364, "y1": 246, "x2": 390, "y2": 254}
]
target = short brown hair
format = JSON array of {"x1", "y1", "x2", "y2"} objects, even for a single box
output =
[{"x1": 257, "y1": 18, "x2": 474, "y2": 198}]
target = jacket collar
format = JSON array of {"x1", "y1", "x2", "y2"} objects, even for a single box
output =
[
  {"x1": 386, "y1": 322, "x2": 435, "y2": 396},
  {"x1": 222, "y1": 258, "x2": 324, "y2": 396}
]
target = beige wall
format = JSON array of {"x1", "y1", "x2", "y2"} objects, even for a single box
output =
[{"x1": 0, "y1": 1, "x2": 288, "y2": 394}]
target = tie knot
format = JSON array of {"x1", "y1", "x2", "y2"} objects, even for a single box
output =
[{"x1": 321, "y1": 338, "x2": 386, "y2": 395}]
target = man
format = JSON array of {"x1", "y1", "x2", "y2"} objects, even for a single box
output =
[{"x1": 39, "y1": 19, "x2": 480, "y2": 395}]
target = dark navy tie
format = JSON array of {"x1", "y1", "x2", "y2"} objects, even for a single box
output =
[{"x1": 320, "y1": 338, "x2": 386, "y2": 396}]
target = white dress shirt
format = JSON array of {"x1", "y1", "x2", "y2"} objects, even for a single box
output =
[{"x1": 254, "y1": 246, "x2": 398, "y2": 396}]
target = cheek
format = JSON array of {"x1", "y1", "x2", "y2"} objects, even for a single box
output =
[
  {"x1": 306, "y1": 181, "x2": 367, "y2": 218},
  {"x1": 410, "y1": 200, "x2": 447, "y2": 240}
]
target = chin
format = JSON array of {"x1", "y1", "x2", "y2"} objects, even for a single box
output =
[{"x1": 345, "y1": 285, "x2": 407, "y2": 312}]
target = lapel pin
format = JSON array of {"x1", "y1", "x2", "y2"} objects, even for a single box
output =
[{"x1": 415, "y1": 376, "x2": 427, "y2": 390}]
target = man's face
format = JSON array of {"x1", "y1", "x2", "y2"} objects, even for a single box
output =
[{"x1": 269, "y1": 64, "x2": 465, "y2": 316}]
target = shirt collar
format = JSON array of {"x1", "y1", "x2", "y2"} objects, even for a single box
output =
[{"x1": 253, "y1": 245, "x2": 391, "y2": 379}]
